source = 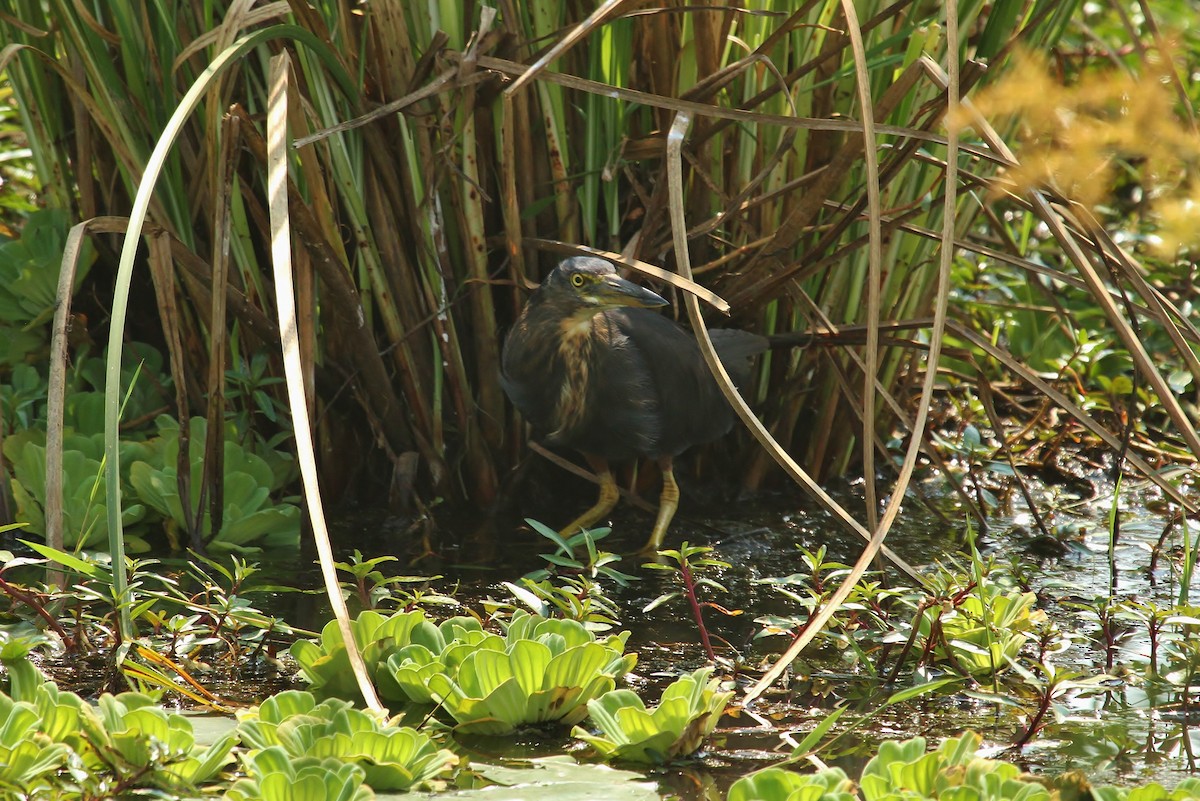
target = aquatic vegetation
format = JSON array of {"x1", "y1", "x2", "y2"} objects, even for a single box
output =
[
  {"x1": 225, "y1": 748, "x2": 374, "y2": 801},
  {"x1": 236, "y1": 690, "x2": 457, "y2": 791},
  {"x1": 0, "y1": 624, "x2": 57, "y2": 697},
  {"x1": 381, "y1": 615, "x2": 499, "y2": 707},
  {"x1": 756, "y1": 555, "x2": 1050, "y2": 685},
  {"x1": 644, "y1": 542, "x2": 735, "y2": 662},
  {"x1": 1, "y1": 546, "x2": 292, "y2": 697},
  {"x1": 3, "y1": 413, "x2": 298, "y2": 554},
  {"x1": 573, "y1": 667, "x2": 733, "y2": 764},
  {"x1": 393, "y1": 610, "x2": 638, "y2": 735},
  {"x1": 1092, "y1": 780, "x2": 1200, "y2": 801},
  {"x1": 916, "y1": 583, "x2": 1045, "y2": 678},
  {"x1": 293, "y1": 607, "x2": 637, "y2": 734},
  {"x1": 0, "y1": 663, "x2": 236, "y2": 798},
  {"x1": 730, "y1": 732, "x2": 1048, "y2": 801},
  {"x1": 1, "y1": 0, "x2": 1198, "y2": 794},
  {"x1": 81, "y1": 690, "x2": 239, "y2": 788},
  {"x1": 729, "y1": 765, "x2": 858, "y2": 801},
  {"x1": 729, "y1": 731, "x2": 1200, "y2": 801},
  {"x1": 0, "y1": 363, "x2": 48, "y2": 432},
  {"x1": 129, "y1": 416, "x2": 300, "y2": 552},
  {"x1": 290, "y1": 608, "x2": 484, "y2": 707},
  {"x1": 334, "y1": 550, "x2": 458, "y2": 612},
  {"x1": 0, "y1": 208, "x2": 91, "y2": 367},
  {"x1": 5, "y1": 430, "x2": 151, "y2": 550},
  {"x1": 1009, "y1": 659, "x2": 1114, "y2": 747},
  {"x1": 0, "y1": 691, "x2": 71, "y2": 794},
  {"x1": 505, "y1": 520, "x2": 634, "y2": 631}
]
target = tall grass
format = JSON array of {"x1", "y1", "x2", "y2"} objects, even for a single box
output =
[{"x1": 6, "y1": 0, "x2": 1198, "y2": 550}]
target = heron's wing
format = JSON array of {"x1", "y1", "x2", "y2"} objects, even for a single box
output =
[
  {"x1": 500, "y1": 314, "x2": 560, "y2": 431},
  {"x1": 607, "y1": 310, "x2": 761, "y2": 458},
  {"x1": 709, "y1": 329, "x2": 768, "y2": 389}
]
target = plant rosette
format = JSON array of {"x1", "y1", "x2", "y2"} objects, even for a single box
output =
[
  {"x1": 923, "y1": 588, "x2": 1045, "y2": 677},
  {"x1": 729, "y1": 732, "x2": 1200, "y2": 801},
  {"x1": 236, "y1": 690, "x2": 457, "y2": 792},
  {"x1": 729, "y1": 732, "x2": 1056, "y2": 801},
  {"x1": 0, "y1": 692, "x2": 72, "y2": 792},
  {"x1": 391, "y1": 610, "x2": 638, "y2": 735},
  {"x1": 6, "y1": 429, "x2": 151, "y2": 550},
  {"x1": 573, "y1": 666, "x2": 734, "y2": 764},
  {"x1": 292, "y1": 609, "x2": 637, "y2": 735},
  {"x1": 291, "y1": 609, "x2": 486, "y2": 708},
  {"x1": 224, "y1": 747, "x2": 375, "y2": 801},
  {"x1": 129, "y1": 416, "x2": 300, "y2": 552},
  {"x1": 79, "y1": 690, "x2": 238, "y2": 790}
]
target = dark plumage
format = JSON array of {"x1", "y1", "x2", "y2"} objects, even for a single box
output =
[{"x1": 501, "y1": 256, "x2": 765, "y2": 551}]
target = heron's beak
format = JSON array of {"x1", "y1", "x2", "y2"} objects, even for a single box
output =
[{"x1": 592, "y1": 275, "x2": 669, "y2": 309}]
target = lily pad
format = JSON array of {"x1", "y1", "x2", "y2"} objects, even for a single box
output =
[{"x1": 397, "y1": 756, "x2": 660, "y2": 801}]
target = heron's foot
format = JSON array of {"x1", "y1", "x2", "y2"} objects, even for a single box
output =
[
  {"x1": 414, "y1": 540, "x2": 438, "y2": 563},
  {"x1": 633, "y1": 461, "x2": 680, "y2": 557},
  {"x1": 559, "y1": 468, "x2": 619, "y2": 537},
  {"x1": 633, "y1": 538, "x2": 669, "y2": 561},
  {"x1": 634, "y1": 519, "x2": 671, "y2": 558}
]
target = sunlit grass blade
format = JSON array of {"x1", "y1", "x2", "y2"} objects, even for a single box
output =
[{"x1": 264, "y1": 47, "x2": 383, "y2": 715}]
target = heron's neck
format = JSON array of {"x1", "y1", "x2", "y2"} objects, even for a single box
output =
[
  {"x1": 556, "y1": 311, "x2": 596, "y2": 398},
  {"x1": 557, "y1": 306, "x2": 602, "y2": 339},
  {"x1": 549, "y1": 309, "x2": 607, "y2": 440}
]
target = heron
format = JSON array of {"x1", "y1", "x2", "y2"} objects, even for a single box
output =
[{"x1": 501, "y1": 256, "x2": 765, "y2": 553}]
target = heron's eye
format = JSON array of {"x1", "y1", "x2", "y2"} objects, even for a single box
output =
[{"x1": 570, "y1": 273, "x2": 586, "y2": 288}]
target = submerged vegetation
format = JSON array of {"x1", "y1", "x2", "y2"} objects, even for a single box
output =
[{"x1": 1, "y1": 0, "x2": 1200, "y2": 798}]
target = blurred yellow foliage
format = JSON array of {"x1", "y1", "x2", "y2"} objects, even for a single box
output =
[{"x1": 953, "y1": 50, "x2": 1200, "y2": 256}]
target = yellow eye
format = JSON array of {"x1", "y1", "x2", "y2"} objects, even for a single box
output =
[{"x1": 570, "y1": 273, "x2": 585, "y2": 288}]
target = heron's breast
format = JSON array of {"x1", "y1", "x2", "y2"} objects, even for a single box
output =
[{"x1": 551, "y1": 317, "x2": 598, "y2": 441}]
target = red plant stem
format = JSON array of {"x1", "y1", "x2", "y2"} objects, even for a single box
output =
[
  {"x1": 1014, "y1": 690, "x2": 1051, "y2": 747},
  {"x1": 0, "y1": 573, "x2": 76, "y2": 650},
  {"x1": 882, "y1": 598, "x2": 930, "y2": 683},
  {"x1": 1101, "y1": 610, "x2": 1115, "y2": 672},
  {"x1": 1148, "y1": 618, "x2": 1160, "y2": 677},
  {"x1": 680, "y1": 559, "x2": 717, "y2": 662},
  {"x1": 950, "y1": 581, "x2": 978, "y2": 605}
]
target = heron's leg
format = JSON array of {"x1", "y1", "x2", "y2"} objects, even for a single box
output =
[
  {"x1": 560, "y1": 455, "x2": 618, "y2": 535},
  {"x1": 641, "y1": 457, "x2": 679, "y2": 554}
]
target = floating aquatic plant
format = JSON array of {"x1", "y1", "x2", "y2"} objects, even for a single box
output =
[
  {"x1": 129, "y1": 416, "x2": 300, "y2": 551},
  {"x1": 293, "y1": 608, "x2": 637, "y2": 735},
  {"x1": 290, "y1": 608, "x2": 484, "y2": 708},
  {"x1": 382, "y1": 614, "x2": 495, "y2": 707},
  {"x1": 1, "y1": 677, "x2": 239, "y2": 797},
  {"x1": 573, "y1": 666, "x2": 733, "y2": 764},
  {"x1": 81, "y1": 690, "x2": 239, "y2": 788},
  {"x1": 236, "y1": 690, "x2": 457, "y2": 791},
  {"x1": 5, "y1": 430, "x2": 150, "y2": 550},
  {"x1": 389, "y1": 610, "x2": 637, "y2": 735},
  {"x1": 0, "y1": 208, "x2": 91, "y2": 366},
  {"x1": 728, "y1": 764, "x2": 858, "y2": 801},
  {"x1": 224, "y1": 747, "x2": 374, "y2": 801},
  {"x1": 0, "y1": 692, "x2": 71, "y2": 795},
  {"x1": 920, "y1": 585, "x2": 1044, "y2": 677},
  {"x1": 728, "y1": 732, "x2": 1120, "y2": 801}
]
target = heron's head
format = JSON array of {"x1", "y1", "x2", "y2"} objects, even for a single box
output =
[{"x1": 539, "y1": 257, "x2": 668, "y2": 318}]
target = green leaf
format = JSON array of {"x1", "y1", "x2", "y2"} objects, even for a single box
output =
[
  {"x1": 881, "y1": 677, "x2": 964, "y2": 706},
  {"x1": 17, "y1": 540, "x2": 105, "y2": 578},
  {"x1": 509, "y1": 639, "x2": 553, "y2": 696}
]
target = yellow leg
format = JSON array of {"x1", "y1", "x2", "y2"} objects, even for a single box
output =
[
  {"x1": 560, "y1": 457, "x2": 618, "y2": 535},
  {"x1": 640, "y1": 458, "x2": 679, "y2": 554}
]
